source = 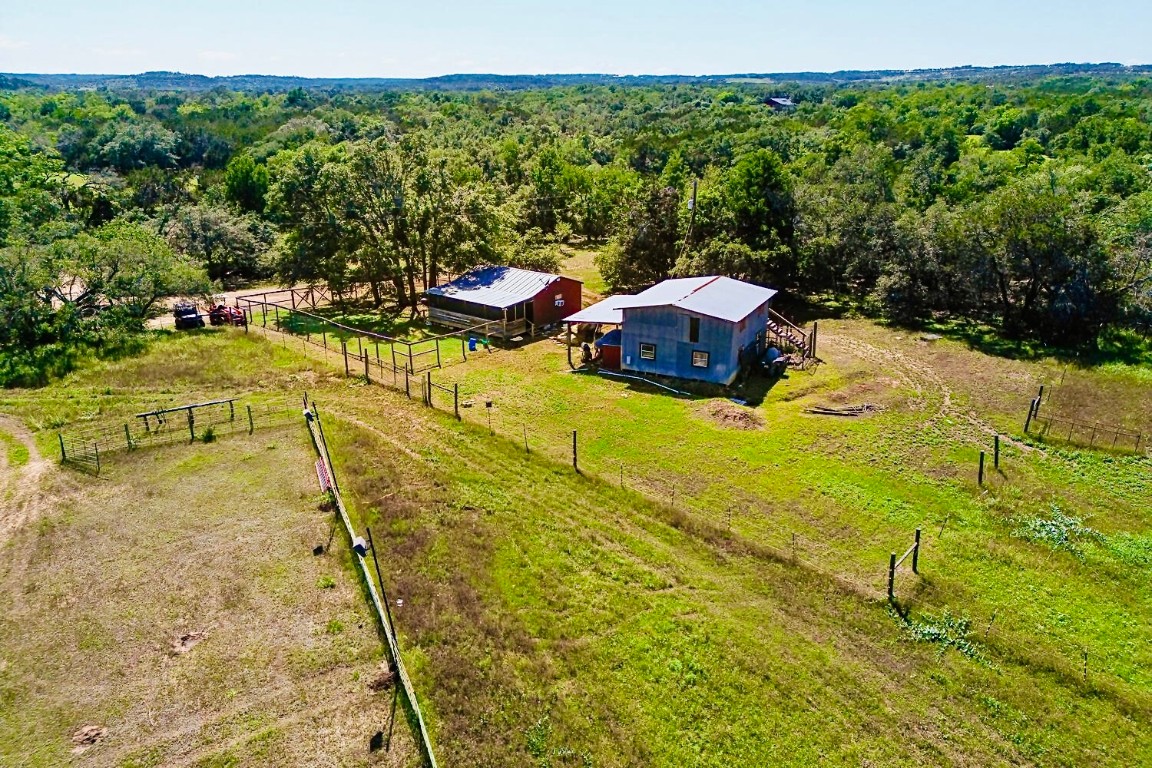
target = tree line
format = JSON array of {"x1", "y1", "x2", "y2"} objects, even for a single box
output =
[{"x1": 2, "y1": 76, "x2": 1151, "y2": 384}]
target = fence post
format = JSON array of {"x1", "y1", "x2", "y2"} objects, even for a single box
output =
[
  {"x1": 1024, "y1": 398, "x2": 1037, "y2": 433},
  {"x1": 435, "y1": 338, "x2": 441, "y2": 369},
  {"x1": 994, "y1": 434, "x2": 1000, "y2": 469},
  {"x1": 912, "y1": 528, "x2": 921, "y2": 574},
  {"x1": 94, "y1": 442, "x2": 100, "y2": 475},
  {"x1": 247, "y1": 404, "x2": 254, "y2": 435},
  {"x1": 978, "y1": 451, "x2": 985, "y2": 485},
  {"x1": 364, "y1": 352, "x2": 370, "y2": 382},
  {"x1": 124, "y1": 423, "x2": 133, "y2": 451},
  {"x1": 810, "y1": 321, "x2": 818, "y2": 359},
  {"x1": 342, "y1": 341, "x2": 350, "y2": 376},
  {"x1": 454, "y1": 384, "x2": 460, "y2": 420},
  {"x1": 887, "y1": 552, "x2": 896, "y2": 602},
  {"x1": 1036, "y1": 385, "x2": 1045, "y2": 414},
  {"x1": 426, "y1": 371, "x2": 432, "y2": 408},
  {"x1": 58, "y1": 432, "x2": 66, "y2": 462},
  {"x1": 405, "y1": 368, "x2": 410, "y2": 399},
  {"x1": 187, "y1": 409, "x2": 195, "y2": 442},
  {"x1": 461, "y1": 333, "x2": 467, "y2": 361},
  {"x1": 572, "y1": 430, "x2": 578, "y2": 472}
]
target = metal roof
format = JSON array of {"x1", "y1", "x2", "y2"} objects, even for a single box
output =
[
  {"x1": 561, "y1": 294, "x2": 633, "y2": 325},
  {"x1": 615, "y1": 276, "x2": 777, "y2": 323},
  {"x1": 426, "y1": 266, "x2": 565, "y2": 309}
]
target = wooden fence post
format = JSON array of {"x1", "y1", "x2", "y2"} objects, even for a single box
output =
[
  {"x1": 187, "y1": 409, "x2": 196, "y2": 442},
  {"x1": 94, "y1": 442, "x2": 100, "y2": 475},
  {"x1": 124, "y1": 423, "x2": 133, "y2": 450},
  {"x1": 912, "y1": 528, "x2": 921, "y2": 574}
]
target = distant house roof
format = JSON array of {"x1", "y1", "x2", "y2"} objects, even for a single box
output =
[
  {"x1": 562, "y1": 294, "x2": 634, "y2": 325},
  {"x1": 426, "y1": 266, "x2": 567, "y2": 309},
  {"x1": 615, "y1": 276, "x2": 778, "y2": 323},
  {"x1": 766, "y1": 97, "x2": 795, "y2": 108}
]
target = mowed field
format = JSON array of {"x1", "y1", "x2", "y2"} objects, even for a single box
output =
[{"x1": 0, "y1": 333, "x2": 421, "y2": 767}]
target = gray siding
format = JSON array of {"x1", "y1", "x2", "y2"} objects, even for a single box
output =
[{"x1": 619, "y1": 300, "x2": 772, "y2": 385}]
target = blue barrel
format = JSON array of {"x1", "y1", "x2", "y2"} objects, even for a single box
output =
[{"x1": 468, "y1": 337, "x2": 477, "y2": 352}]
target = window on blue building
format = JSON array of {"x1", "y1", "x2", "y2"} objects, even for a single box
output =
[
  {"x1": 640, "y1": 343, "x2": 656, "y2": 360},
  {"x1": 689, "y1": 316, "x2": 700, "y2": 343},
  {"x1": 691, "y1": 350, "x2": 709, "y2": 368}
]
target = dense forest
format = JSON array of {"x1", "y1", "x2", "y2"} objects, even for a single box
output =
[{"x1": 1, "y1": 72, "x2": 1151, "y2": 385}]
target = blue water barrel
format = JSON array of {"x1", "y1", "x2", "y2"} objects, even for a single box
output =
[{"x1": 468, "y1": 337, "x2": 478, "y2": 352}]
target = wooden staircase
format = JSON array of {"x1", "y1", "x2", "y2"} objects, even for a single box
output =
[{"x1": 766, "y1": 309, "x2": 816, "y2": 362}]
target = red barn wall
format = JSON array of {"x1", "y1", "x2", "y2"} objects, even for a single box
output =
[{"x1": 532, "y1": 277, "x2": 582, "y2": 325}]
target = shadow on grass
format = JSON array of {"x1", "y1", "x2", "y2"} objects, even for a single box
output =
[{"x1": 905, "y1": 318, "x2": 1152, "y2": 368}]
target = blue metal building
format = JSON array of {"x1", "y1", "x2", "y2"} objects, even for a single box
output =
[{"x1": 613, "y1": 276, "x2": 778, "y2": 385}]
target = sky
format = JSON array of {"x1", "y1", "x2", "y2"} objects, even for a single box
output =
[{"x1": 1, "y1": 0, "x2": 1149, "y2": 79}]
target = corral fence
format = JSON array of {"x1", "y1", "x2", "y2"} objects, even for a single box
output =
[
  {"x1": 235, "y1": 295, "x2": 506, "y2": 376},
  {"x1": 1023, "y1": 385, "x2": 1146, "y2": 454},
  {"x1": 58, "y1": 397, "x2": 297, "y2": 474}
]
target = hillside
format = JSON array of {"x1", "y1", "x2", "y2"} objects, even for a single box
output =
[{"x1": 4, "y1": 62, "x2": 1152, "y2": 92}]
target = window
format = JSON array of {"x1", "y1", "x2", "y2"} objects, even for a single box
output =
[
  {"x1": 689, "y1": 316, "x2": 700, "y2": 343},
  {"x1": 639, "y1": 343, "x2": 656, "y2": 361},
  {"x1": 691, "y1": 350, "x2": 710, "y2": 368}
]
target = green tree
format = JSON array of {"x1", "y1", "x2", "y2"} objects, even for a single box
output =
[{"x1": 223, "y1": 152, "x2": 270, "y2": 214}]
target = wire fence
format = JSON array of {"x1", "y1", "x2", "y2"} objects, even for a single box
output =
[
  {"x1": 58, "y1": 398, "x2": 298, "y2": 474},
  {"x1": 1023, "y1": 386, "x2": 1147, "y2": 454}
]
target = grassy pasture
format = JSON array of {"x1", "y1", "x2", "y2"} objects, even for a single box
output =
[
  {"x1": 0, "y1": 330, "x2": 420, "y2": 767},
  {"x1": 2, "y1": 312, "x2": 1150, "y2": 766},
  {"x1": 274, "y1": 311, "x2": 1149, "y2": 765}
]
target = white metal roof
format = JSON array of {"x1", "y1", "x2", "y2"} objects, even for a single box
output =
[
  {"x1": 426, "y1": 266, "x2": 566, "y2": 309},
  {"x1": 561, "y1": 294, "x2": 633, "y2": 325},
  {"x1": 614, "y1": 276, "x2": 777, "y2": 323}
]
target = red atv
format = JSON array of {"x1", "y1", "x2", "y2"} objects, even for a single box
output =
[{"x1": 208, "y1": 303, "x2": 247, "y2": 327}]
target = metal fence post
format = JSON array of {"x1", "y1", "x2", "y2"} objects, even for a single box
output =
[
  {"x1": 247, "y1": 404, "x2": 254, "y2": 434},
  {"x1": 188, "y1": 409, "x2": 195, "y2": 442},
  {"x1": 912, "y1": 528, "x2": 921, "y2": 574},
  {"x1": 978, "y1": 451, "x2": 985, "y2": 485},
  {"x1": 343, "y1": 341, "x2": 350, "y2": 376},
  {"x1": 994, "y1": 434, "x2": 1000, "y2": 469},
  {"x1": 888, "y1": 553, "x2": 896, "y2": 601},
  {"x1": 124, "y1": 423, "x2": 133, "y2": 451},
  {"x1": 58, "y1": 433, "x2": 66, "y2": 462},
  {"x1": 426, "y1": 371, "x2": 432, "y2": 408},
  {"x1": 454, "y1": 384, "x2": 460, "y2": 420},
  {"x1": 364, "y1": 352, "x2": 370, "y2": 382},
  {"x1": 405, "y1": 368, "x2": 410, "y2": 399},
  {"x1": 572, "y1": 430, "x2": 578, "y2": 472}
]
